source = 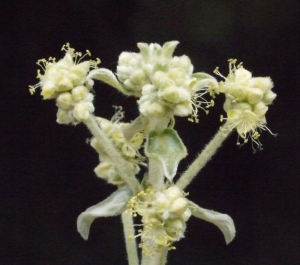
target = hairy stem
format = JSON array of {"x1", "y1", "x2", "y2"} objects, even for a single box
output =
[
  {"x1": 84, "y1": 115, "x2": 141, "y2": 193},
  {"x1": 121, "y1": 212, "x2": 139, "y2": 265},
  {"x1": 148, "y1": 158, "x2": 164, "y2": 190},
  {"x1": 141, "y1": 248, "x2": 168, "y2": 265},
  {"x1": 176, "y1": 122, "x2": 231, "y2": 190}
]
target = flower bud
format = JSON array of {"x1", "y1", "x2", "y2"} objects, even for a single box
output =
[
  {"x1": 57, "y1": 76, "x2": 73, "y2": 91},
  {"x1": 72, "y1": 86, "x2": 88, "y2": 102},
  {"x1": 174, "y1": 102, "x2": 192, "y2": 117},
  {"x1": 168, "y1": 68, "x2": 186, "y2": 86},
  {"x1": 170, "y1": 197, "x2": 188, "y2": 215},
  {"x1": 253, "y1": 102, "x2": 268, "y2": 119},
  {"x1": 56, "y1": 108, "x2": 72, "y2": 124},
  {"x1": 235, "y1": 67, "x2": 252, "y2": 81},
  {"x1": 41, "y1": 81, "x2": 57, "y2": 99},
  {"x1": 181, "y1": 208, "x2": 192, "y2": 222},
  {"x1": 147, "y1": 102, "x2": 165, "y2": 117},
  {"x1": 56, "y1": 92, "x2": 73, "y2": 109},
  {"x1": 246, "y1": 87, "x2": 263, "y2": 104},
  {"x1": 130, "y1": 69, "x2": 146, "y2": 85},
  {"x1": 263, "y1": 90, "x2": 277, "y2": 105},
  {"x1": 70, "y1": 61, "x2": 90, "y2": 78},
  {"x1": 248, "y1": 77, "x2": 273, "y2": 93},
  {"x1": 164, "y1": 186, "x2": 182, "y2": 202},
  {"x1": 162, "y1": 86, "x2": 180, "y2": 103},
  {"x1": 94, "y1": 161, "x2": 114, "y2": 179},
  {"x1": 73, "y1": 102, "x2": 94, "y2": 121}
]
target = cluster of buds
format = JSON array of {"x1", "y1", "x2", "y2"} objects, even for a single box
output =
[
  {"x1": 29, "y1": 43, "x2": 100, "y2": 124},
  {"x1": 117, "y1": 41, "x2": 217, "y2": 121},
  {"x1": 215, "y1": 59, "x2": 277, "y2": 148},
  {"x1": 127, "y1": 185, "x2": 191, "y2": 256},
  {"x1": 90, "y1": 110, "x2": 144, "y2": 186}
]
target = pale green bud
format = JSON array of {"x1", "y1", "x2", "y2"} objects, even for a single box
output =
[
  {"x1": 170, "y1": 197, "x2": 188, "y2": 215},
  {"x1": 236, "y1": 102, "x2": 252, "y2": 111},
  {"x1": 253, "y1": 102, "x2": 268, "y2": 119},
  {"x1": 152, "y1": 71, "x2": 174, "y2": 89},
  {"x1": 72, "y1": 86, "x2": 88, "y2": 102},
  {"x1": 130, "y1": 69, "x2": 146, "y2": 85},
  {"x1": 181, "y1": 208, "x2": 192, "y2": 222},
  {"x1": 168, "y1": 68, "x2": 186, "y2": 86},
  {"x1": 173, "y1": 102, "x2": 192, "y2": 117},
  {"x1": 57, "y1": 76, "x2": 73, "y2": 91},
  {"x1": 56, "y1": 92, "x2": 73, "y2": 109},
  {"x1": 235, "y1": 67, "x2": 252, "y2": 82},
  {"x1": 164, "y1": 186, "x2": 182, "y2": 202},
  {"x1": 170, "y1": 55, "x2": 193, "y2": 74},
  {"x1": 246, "y1": 87, "x2": 264, "y2": 104},
  {"x1": 70, "y1": 61, "x2": 90, "y2": 78},
  {"x1": 162, "y1": 85, "x2": 180, "y2": 103},
  {"x1": 118, "y1": 52, "x2": 134, "y2": 64},
  {"x1": 56, "y1": 108, "x2": 72, "y2": 124},
  {"x1": 248, "y1": 77, "x2": 273, "y2": 93},
  {"x1": 142, "y1": 84, "x2": 155, "y2": 95},
  {"x1": 146, "y1": 102, "x2": 166, "y2": 117},
  {"x1": 263, "y1": 90, "x2": 277, "y2": 105},
  {"x1": 41, "y1": 81, "x2": 57, "y2": 99},
  {"x1": 227, "y1": 85, "x2": 247, "y2": 101},
  {"x1": 73, "y1": 102, "x2": 94, "y2": 121}
]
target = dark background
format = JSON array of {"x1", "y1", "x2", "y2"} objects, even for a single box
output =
[{"x1": 1, "y1": 1, "x2": 299, "y2": 265}]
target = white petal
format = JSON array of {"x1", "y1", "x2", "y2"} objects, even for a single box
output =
[
  {"x1": 189, "y1": 201, "x2": 236, "y2": 244},
  {"x1": 77, "y1": 186, "x2": 132, "y2": 240}
]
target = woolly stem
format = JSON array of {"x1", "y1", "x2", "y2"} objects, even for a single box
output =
[
  {"x1": 176, "y1": 122, "x2": 231, "y2": 190},
  {"x1": 121, "y1": 212, "x2": 139, "y2": 265},
  {"x1": 148, "y1": 158, "x2": 164, "y2": 190},
  {"x1": 84, "y1": 115, "x2": 141, "y2": 193},
  {"x1": 141, "y1": 247, "x2": 168, "y2": 265}
]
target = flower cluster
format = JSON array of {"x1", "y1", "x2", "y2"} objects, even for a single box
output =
[
  {"x1": 29, "y1": 43, "x2": 100, "y2": 124},
  {"x1": 91, "y1": 109, "x2": 144, "y2": 186},
  {"x1": 117, "y1": 41, "x2": 217, "y2": 122},
  {"x1": 215, "y1": 59, "x2": 276, "y2": 148},
  {"x1": 127, "y1": 185, "x2": 191, "y2": 256}
]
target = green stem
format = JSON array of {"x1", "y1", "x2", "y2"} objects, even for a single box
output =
[
  {"x1": 84, "y1": 115, "x2": 141, "y2": 193},
  {"x1": 141, "y1": 247, "x2": 168, "y2": 265},
  {"x1": 121, "y1": 212, "x2": 139, "y2": 265},
  {"x1": 148, "y1": 158, "x2": 164, "y2": 190},
  {"x1": 176, "y1": 122, "x2": 231, "y2": 190}
]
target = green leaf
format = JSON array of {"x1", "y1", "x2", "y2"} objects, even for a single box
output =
[
  {"x1": 162, "y1": 41, "x2": 179, "y2": 58},
  {"x1": 189, "y1": 200, "x2": 236, "y2": 244},
  {"x1": 192, "y1": 72, "x2": 216, "y2": 80},
  {"x1": 77, "y1": 186, "x2": 133, "y2": 240},
  {"x1": 146, "y1": 128, "x2": 187, "y2": 181},
  {"x1": 191, "y1": 72, "x2": 218, "y2": 94},
  {"x1": 121, "y1": 116, "x2": 144, "y2": 141},
  {"x1": 87, "y1": 68, "x2": 124, "y2": 91}
]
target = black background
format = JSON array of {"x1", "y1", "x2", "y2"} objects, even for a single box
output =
[{"x1": 1, "y1": 1, "x2": 299, "y2": 265}]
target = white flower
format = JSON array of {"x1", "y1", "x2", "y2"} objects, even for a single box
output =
[
  {"x1": 29, "y1": 43, "x2": 101, "y2": 125},
  {"x1": 116, "y1": 41, "x2": 218, "y2": 122},
  {"x1": 125, "y1": 185, "x2": 235, "y2": 256},
  {"x1": 215, "y1": 59, "x2": 277, "y2": 149},
  {"x1": 90, "y1": 108, "x2": 144, "y2": 186},
  {"x1": 30, "y1": 43, "x2": 100, "y2": 99}
]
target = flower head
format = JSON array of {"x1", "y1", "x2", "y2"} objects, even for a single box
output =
[
  {"x1": 116, "y1": 41, "x2": 217, "y2": 122},
  {"x1": 91, "y1": 107, "x2": 145, "y2": 186},
  {"x1": 215, "y1": 59, "x2": 277, "y2": 150},
  {"x1": 126, "y1": 185, "x2": 190, "y2": 256},
  {"x1": 29, "y1": 43, "x2": 101, "y2": 124}
]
